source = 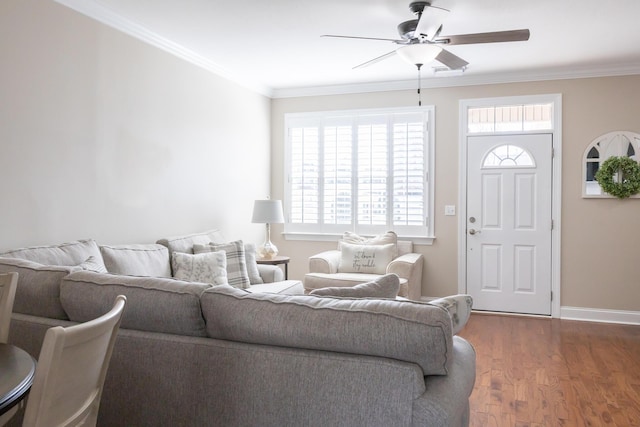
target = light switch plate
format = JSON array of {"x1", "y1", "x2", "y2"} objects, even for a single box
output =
[{"x1": 444, "y1": 205, "x2": 456, "y2": 216}]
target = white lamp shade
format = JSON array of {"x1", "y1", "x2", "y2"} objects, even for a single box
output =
[
  {"x1": 396, "y1": 43, "x2": 442, "y2": 66},
  {"x1": 251, "y1": 200, "x2": 284, "y2": 224}
]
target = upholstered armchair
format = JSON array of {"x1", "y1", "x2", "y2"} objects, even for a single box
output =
[{"x1": 303, "y1": 233, "x2": 424, "y2": 300}]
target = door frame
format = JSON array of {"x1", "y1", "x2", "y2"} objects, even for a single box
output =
[{"x1": 457, "y1": 94, "x2": 563, "y2": 318}]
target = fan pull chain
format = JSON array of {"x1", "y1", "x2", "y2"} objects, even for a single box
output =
[{"x1": 416, "y1": 64, "x2": 423, "y2": 106}]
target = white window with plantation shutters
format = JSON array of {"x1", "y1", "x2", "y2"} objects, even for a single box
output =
[{"x1": 284, "y1": 106, "x2": 434, "y2": 243}]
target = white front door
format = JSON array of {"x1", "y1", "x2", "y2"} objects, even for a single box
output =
[{"x1": 466, "y1": 134, "x2": 553, "y2": 315}]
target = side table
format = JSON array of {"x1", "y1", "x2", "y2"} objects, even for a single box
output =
[{"x1": 256, "y1": 256, "x2": 290, "y2": 280}]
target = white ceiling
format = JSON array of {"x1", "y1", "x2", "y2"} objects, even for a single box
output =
[{"x1": 58, "y1": 0, "x2": 640, "y2": 97}]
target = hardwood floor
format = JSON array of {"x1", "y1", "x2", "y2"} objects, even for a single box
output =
[{"x1": 458, "y1": 313, "x2": 640, "y2": 427}]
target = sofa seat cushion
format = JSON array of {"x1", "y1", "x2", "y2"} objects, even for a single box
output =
[
  {"x1": 0, "y1": 257, "x2": 76, "y2": 319},
  {"x1": 99, "y1": 244, "x2": 171, "y2": 277},
  {"x1": 60, "y1": 271, "x2": 211, "y2": 337},
  {"x1": 201, "y1": 285, "x2": 453, "y2": 375},
  {"x1": 0, "y1": 239, "x2": 106, "y2": 271},
  {"x1": 304, "y1": 272, "x2": 409, "y2": 298}
]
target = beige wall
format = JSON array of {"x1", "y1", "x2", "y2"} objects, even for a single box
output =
[
  {"x1": 0, "y1": 0, "x2": 271, "y2": 249},
  {"x1": 3, "y1": 0, "x2": 637, "y2": 313},
  {"x1": 271, "y1": 75, "x2": 640, "y2": 312}
]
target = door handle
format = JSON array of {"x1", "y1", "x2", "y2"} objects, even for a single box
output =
[{"x1": 468, "y1": 229, "x2": 481, "y2": 235}]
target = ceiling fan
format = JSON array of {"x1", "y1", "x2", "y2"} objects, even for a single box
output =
[{"x1": 322, "y1": 1, "x2": 530, "y2": 72}]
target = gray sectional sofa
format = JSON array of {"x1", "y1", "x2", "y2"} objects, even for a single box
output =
[{"x1": 1, "y1": 230, "x2": 476, "y2": 427}]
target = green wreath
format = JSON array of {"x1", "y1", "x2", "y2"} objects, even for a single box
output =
[{"x1": 595, "y1": 156, "x2": 640, "y2": 198}]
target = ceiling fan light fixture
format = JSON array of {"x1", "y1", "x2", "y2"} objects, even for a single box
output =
[{"x1": 396, "y1": 43, "x2": 442, "y2": 66}]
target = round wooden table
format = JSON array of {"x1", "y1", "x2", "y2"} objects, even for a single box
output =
[{"x1": 0, "y1": 343, "x2": 36, "y2": 416}]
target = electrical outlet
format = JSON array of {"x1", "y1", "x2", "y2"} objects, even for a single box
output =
[{"x1": 444, "y1": 205, "x2": 456, "y2": 216}]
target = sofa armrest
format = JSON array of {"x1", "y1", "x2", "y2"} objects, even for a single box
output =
[
  {"x1": 387, "y1": 253, "x2": 424, "y2": 301},
  {"x1": 428, "y1": 295, "x2": 473, "y2": 335},
  {"x1": 308, "y1": 250, "x2": 341, "y2": 274},
  {"x1": 412, "y1": 336, "x2": 476, "y2": 427},
  {"x1": 257, "y1": 264, "x2": 284, "y2": 283}
]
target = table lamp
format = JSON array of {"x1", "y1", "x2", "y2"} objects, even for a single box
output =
[{"x1": 251, "y1": 199, "x2": 284, "y2": 259}]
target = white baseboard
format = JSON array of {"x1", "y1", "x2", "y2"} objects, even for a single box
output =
[
  {"x1": 420, "y1": 298, "x2": 640, "y2": 325},
  {"x1": 560, "y1": 306, "x2": 640, "y2": 325}
]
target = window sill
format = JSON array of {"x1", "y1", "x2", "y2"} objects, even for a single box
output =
[{"x1": 283, "y1": 232, "x2": 435, "y2": 246}]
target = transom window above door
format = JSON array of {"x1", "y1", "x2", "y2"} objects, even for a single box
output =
[{"x1": 467, "y1": 103, "x2": 554, "y2": 133}]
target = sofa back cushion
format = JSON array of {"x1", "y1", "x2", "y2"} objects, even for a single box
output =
[
  {"x1": 100, "y1": 244, "x2": 171, "y2": 277},
  {"x1": 396, "y1": 240, "x2": 413, "y2": 257},
  {"x1": 309, "y1": 273, "x2": 400, "y2": 298},
  {"x1": 201, "y1": 285, "x2": 453, "y2": 375},
  {"x1": 60, "y1": 271, "x2": 211, "y2": 337},
  {"x1": 0, "y1": 257, "x2": 74, "y2": 319},
  {"x1": 156, "y1": 229, "x2": 226, "y2": 256},
  {"x1": 0, "y1": 239, "x2": 106, "y2": 271}
]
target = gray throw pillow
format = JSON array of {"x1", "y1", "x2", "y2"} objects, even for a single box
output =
[{"x1": 310, "y1": 273, "x2": 400, "y2": 299}]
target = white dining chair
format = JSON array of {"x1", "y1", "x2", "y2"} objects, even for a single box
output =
[
  {"x1": 0, "y1": 272, "x2": 18, "y2": 344},
  {"x1": 21, "y1": 295, "x2": 127, "y2": 427},
  {"x1": 0, "y1": 273, "x2": 25, "y2": 426}
]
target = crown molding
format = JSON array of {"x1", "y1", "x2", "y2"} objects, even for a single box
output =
[
  {"x1": 55, "y1": 0, "x2": 640, "y2": 100},
  {"x1": 54, "y1": 0, "x2": 274, "y2": 97},
  {"x1": 271, "y1": 63, "x2": 640, "y2": 98}
]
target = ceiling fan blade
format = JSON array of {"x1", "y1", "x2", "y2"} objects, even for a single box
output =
[
  {"x1": 353, "y1": 50, "x2": 397, "y2": 69},
  {"x1": 435, "y1": 48, "x2": 469, "y2": 70},
  {"x1": 321, "y1": 34, "x2": 404, "y2": 43},
  {"x1": 415, "y1": 6, "x2": 449, "y2": 41},
  {"x1": 435, "y1": 29, "x2": 530, "y2": 45}
]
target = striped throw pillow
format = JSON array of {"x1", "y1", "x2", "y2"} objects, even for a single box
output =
[{"x1": 194, "y1": 241, "x2": 250, "y2": 289}]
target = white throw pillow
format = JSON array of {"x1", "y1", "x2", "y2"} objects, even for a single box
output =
[
  {"x1": 337, "y1": 242, "x2": 395, "y2": 275},
  {"x1": 193, "y1": 241, "x2": 250, "y2": 289},
  {"x1": 171, "y1": 251, "x2": 227, "y2": 285},
  {"x1": 340, "y1": 231, "x2": 398, "y2": 259},
  {"x1": 243, "y1": 243, "x2": 263, "y2": 285}
]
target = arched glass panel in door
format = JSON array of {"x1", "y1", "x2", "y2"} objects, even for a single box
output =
[{"x1": 482, "y1": 144, "x2": 535, "y2": 168}]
